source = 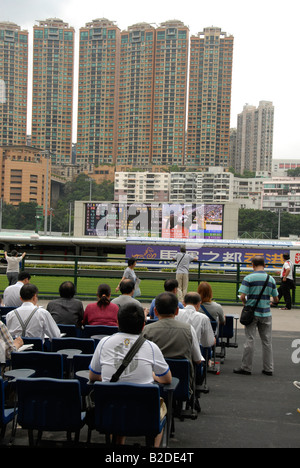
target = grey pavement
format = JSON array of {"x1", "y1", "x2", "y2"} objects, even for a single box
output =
[{"x1": 1, "y1": 306, "x2": 300, "y2": 449}]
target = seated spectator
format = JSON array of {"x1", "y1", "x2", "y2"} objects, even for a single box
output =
[
  {"x1": 143, "y1": 292, "x2": 204, "y2": 387},
  {"x1": 3, "y1": 271, "x2": 31, "y2": 308},
  {"x1": 83, "y1": 284, "x2": 119, "y2": 326},
  {"x1": 112, "y1": 279, "x2": 148, "y2": 319},
  {"x1": 112, "y1": 279, "x2": 142, "y2": 308},
  {"x1": 89, "y1": 302, "x2": 171, "y2": 447},
  {"x1": 149, "y1": 279, "x2": 184, "y2": 320},
  {"x1": 0, "y1": 320, "x2": 23, "y2": 375},
  {"x1": 176, "y1": 292, "x2": 215, "y2": 348},
  {"x1": 6, "y1": 284, "x2": 61, "y2": 342},
  {"x1": 116, "y1": 257, "x2": 140, "y2": 298},
  {"x1": 197, "y1": 282, "x2": 226, "y2": 325},
  {"x1": 46, "y1": 281, "x2": 84, "y2": 328}
]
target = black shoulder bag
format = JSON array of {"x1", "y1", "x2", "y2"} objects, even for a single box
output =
[
  {"x1": 240, "y1": 275, "x2": 269, "y2": 326},
  {"x1": 85, "y1": 334, "x2": 146, "y2": 425},
  {"x1": 110, "y1": 334, "x2": 146, "y2": 382}
]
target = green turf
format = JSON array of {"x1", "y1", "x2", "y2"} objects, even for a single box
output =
[
  {"x1": 1, "y1": 273, "x2": 297, "y2": 305},
  {"x1": 0, "y1": 273, "x2": 239, "y2": 303}
]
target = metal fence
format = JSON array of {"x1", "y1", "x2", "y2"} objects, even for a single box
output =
[{"x1": 0, "y1": 254, "x2": 298, "y2": 306}]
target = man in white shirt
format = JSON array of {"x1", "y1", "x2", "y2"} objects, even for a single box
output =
[
  {"x1": 6, "y1": 284, "x2": 61, "y2": 342},
  {"x1": 89, "y1": 302, "x2": 171, "y2": 385},
  {"x1": 89, "y1": 302, "x2": 171, "y2": 447},
  {"x1": 173, "y1": 246, "x2": 198, "y2": 302},
  {"x1": 3, "y1": 271, "x2": 31, "y2": 308},
  {"x1": 277, "y1": 253, "x2": 295, "y2": 310},
  {"x1": 176, "y1": 292, "x2": 215, "y2": 348}
]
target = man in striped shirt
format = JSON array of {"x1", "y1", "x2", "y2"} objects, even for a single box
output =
[{"x1": 234, "y1": 256, "x2": 279, "y2": 376}]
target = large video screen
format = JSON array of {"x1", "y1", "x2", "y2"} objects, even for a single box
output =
[{"x1": 85, "y1": 203, "x2": 223, "y2": 239}]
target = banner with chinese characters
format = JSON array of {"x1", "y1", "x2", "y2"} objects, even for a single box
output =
[{"x1": 126, "y1": 244, "x2": 285, "y2": 269}]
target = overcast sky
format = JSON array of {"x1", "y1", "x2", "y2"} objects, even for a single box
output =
[{"x1": 1, "y1": 0, "x2": 299, "y2": 160}]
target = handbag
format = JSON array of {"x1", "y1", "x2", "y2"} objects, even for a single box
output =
[{"x1": 240, "y1": 275, "x2": 269, "y2": 326}]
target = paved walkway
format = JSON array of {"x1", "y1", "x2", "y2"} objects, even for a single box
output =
[
  {"x1": 169, "y1": 306, "x2": 300, "y2": 448},
  {"x1": 1, "y1": 307, "x2": 300, "y2": 449}
]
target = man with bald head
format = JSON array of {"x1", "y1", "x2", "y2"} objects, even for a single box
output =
[{"x1": 176, "y1": 292, "x2": 215, "y2": 348}]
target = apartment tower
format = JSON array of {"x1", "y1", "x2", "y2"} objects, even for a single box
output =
[
  {"x1": 0, "y1": 22, "x2": 28, "y2": 146},
  {"x1": 235, "y1": 101, "x2": 274, "y2": 174},
  {"x1": 117, "y1": 23, "x2": 155, "y2": 167},
  {"x1": 186, "y1": 27, "x2": 234, "y2": 170},
  {"x1": 31, "y1": 18, "x2": 75, "y2": 164},
  {"x1": 151, "y1": 20, "x2": 189, "y2": 167},
  {"x1": 77, "y1": 19, "x2": 120, "y2": 166}
]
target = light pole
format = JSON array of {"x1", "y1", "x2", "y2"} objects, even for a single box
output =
[
  {"x1": 86, "y1": 177, "x2": 93, "y2": 201},
  {"x1": 40, "y1": 150, "x2": 51, "y2": 236},
  {"x1": 278, "y1": 208, "x2": 281, "y2": 240}
]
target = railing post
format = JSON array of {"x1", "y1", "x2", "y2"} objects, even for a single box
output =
[
  {"x1": 236, "y1": 262, "x2": 241, "y2": 304},
  {"x1": 292, "y1": 264, "x2": 296, "y2": 306},
  {"x1": 197, "y1": 261, "x2": 201, "y2": 285},
  {"x1": 74, "y1": 257, "x2": 78, "y2": 289}
]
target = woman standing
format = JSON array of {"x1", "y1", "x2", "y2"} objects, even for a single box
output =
[{"x1": 116, "y1": 257, "x2": 141, "y2": 298}]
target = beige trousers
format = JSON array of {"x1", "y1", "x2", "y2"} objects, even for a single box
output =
[{"x1": 176, "y1": 273, "x2": 189, "y2": 302}]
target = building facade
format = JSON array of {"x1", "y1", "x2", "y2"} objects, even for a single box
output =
[
  {"x1": 0, "y1": 22, "x2": 28, "y2": 146},
  {"x1": 31, "y1": 18, "x2": 75, "y2": 164},
  {"x1": 186, "y1": 27, "x2": 234, "y2": 170},
  {"x1": 117, "y1": 23, "x2": 155, "y2": 167},
  {"x1": 151, "y1": 20, "x2": 189, "y2": 167},
  {"x1": 235, "y1": 101, "x2": 274, "y2": 174},
  {"x1": 114, "y1": 171, "x2": 170, "y2": 203},
  {"x1": 0, "y1": 145, "x2": 51, "y2": 206},
  {"x1": 77, "y1": 19, "x2": 120, "y2": 166},
  {"x1": 262, "y1": 178, "x2": 300, "y2": 214}
]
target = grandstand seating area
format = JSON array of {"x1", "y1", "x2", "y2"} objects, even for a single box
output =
[{"x1": 0, "y1": 308, "x2": 240, "y2": 448}]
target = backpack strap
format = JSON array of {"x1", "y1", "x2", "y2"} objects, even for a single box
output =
[{"x1": 14, "y1": 307, "x2": 39, "y2": 337}]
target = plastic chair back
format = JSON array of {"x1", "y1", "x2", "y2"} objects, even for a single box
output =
[
  {"x1": 16, "y1": 378, "x2": 85, "y2": 441},
  {"x1": 51, "y1": 337, "x2": 95, "y2": 354},
  {"x1": 0, "y1": 306, "x2": 16, "y2": 316},
  {"x1": 22, "y1": 337, "x2": 44, "y2": 351},
  {"x1": 57, "y1": 324, "x2": 81, "y2": 338},
  {"x1": 0, "y1": 376, "x2": 15, "y2": 439},
  {"x1": 82, "y1": 325, "x2": 118, "y2": 338},
  {"x1": 92, "y1": 382, "x2": 165, "y2": 440},
  {"x1": 11, "y1": 351, "x2": 63, "y2": 379},
  {"x1": 165, "y1": 358, "x2": 191, "y2": 401}
]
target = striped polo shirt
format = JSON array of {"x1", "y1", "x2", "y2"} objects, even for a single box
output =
[{"x1": 239, "y1": 271, "x2": 278, "y2": 317}]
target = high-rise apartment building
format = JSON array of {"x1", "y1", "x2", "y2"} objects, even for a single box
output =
[
  {"x1": 0, "y1": 22, "x2": 28, "y2": 146},
  {"x1": 31, "y1": 18, "x2": 75, "y2": 164},
  {"x1": 151, "y1": 20, "x2": 189, "y2": 167},
  {"x1": 77, "y1": 19, "x2": 120, "y2": 166},
  {"x1": 186, "y1": 27, "x2": 234, "y2": 170},
  {"x1": 235, "y1": 101, "x2": 274, "y2": 174},
  {"x1": 117, "y1": 23, "x2": 155, "y2": 167}
]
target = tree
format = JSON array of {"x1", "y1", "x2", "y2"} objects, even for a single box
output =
[
  {"x1": 239, "y1": 208, "x2": 300, "y2": 239},
  {"x1": 1, "y1": 175, "x2": 114, "y2": 233}
]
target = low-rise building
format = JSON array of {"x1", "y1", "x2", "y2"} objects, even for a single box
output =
[
  {"x1": 262, "y1": 177, "x2": 300, "y2": 214},
  {"x1": 0, "y1": 145, "x2": 51, "y2": 206}
]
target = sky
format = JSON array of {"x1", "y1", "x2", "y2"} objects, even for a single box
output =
[{"x1": 1, "y1": 0, "x2": 299, "y2": 160}]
